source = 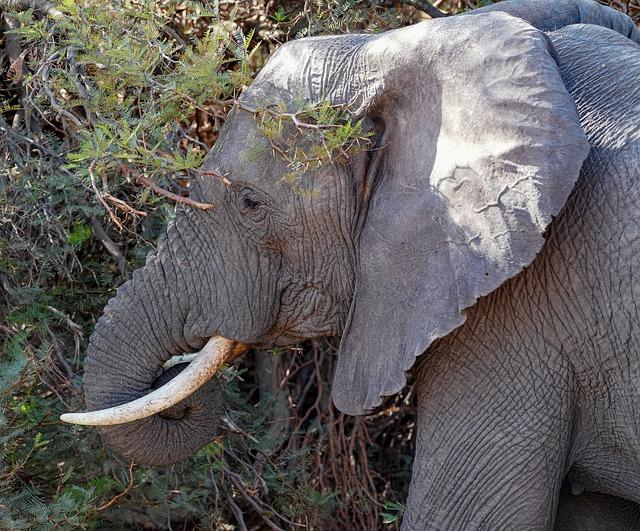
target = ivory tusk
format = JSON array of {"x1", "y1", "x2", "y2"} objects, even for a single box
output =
[{"x1": 60, "y1": 336, "x2": 244, "y2": 426}]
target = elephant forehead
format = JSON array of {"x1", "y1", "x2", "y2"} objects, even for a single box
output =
[
  {"x1": 203, "y1": 111, "x2": 350, "y2": 206},
  {"x1": 201, "y1": 114, "x2": 291, "y2": 195}
]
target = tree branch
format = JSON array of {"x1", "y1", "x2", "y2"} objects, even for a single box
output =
[
  {"x1": 41, "y1": 59, "x2": 84, "y2": 128},
  {"x1": 225, "y1": 492, "x2": 249, "y2": 531},
  {"x1": 227, "y1": 473, "x2": 284, "y2": 531},
  {"x1": 199, "y1": 169, "x2": 232, "y2": 185},
  {"x1": 382, "y1": 0, "x2": 448, "y2": 17},
  {"x1": 0, "y1": 0, "x2": 63, "y2": 18},
  {"x1": 137, "y1": 176, "x2": 214, "y2": 210},
  {"x1": 95, "y1": 463, "x2": 137, "y2": 512},
  {"x1": 88, "y1": 162, "x2": 125, "y2": 231},
  {"x1": 235, "y1": 101, "x2": 342, "y2": 131}
]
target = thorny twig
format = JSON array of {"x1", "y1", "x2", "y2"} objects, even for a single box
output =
[
  {"x1": 103, "y1": 194, "x2": 147, "y2": 220},
  {"x1": 137, "y1": 175, "x2": 214, "y2": 210},
  {"x1": 199, "y1": 168, "x2": 232, "y2": 185},
  {"x1": 235, "y1": 101, "x2": 343, "y2": 132},
  {"x1": 236, "y1": 99, "x2": 373, "y2": 172},
  {"x1": 88, "y1": 161, "x2": 125, "y2": 231}
]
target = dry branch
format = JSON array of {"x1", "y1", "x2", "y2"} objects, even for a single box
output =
[
  {"x1": 403, "y1": 0, "x2": 448, "y2": 17},
  {"x1": 137, "y1": 176, "x2": 214, "y2": 210},
  {"x1": 88, "y1": 162, "x2": 125, "y2": 231},
  {"x1": 96, "y1": 463, "x2": 137, "y2": 512},
  {"x1": 376, "y1": 0, "x2": 448, "y2": 17},
  {"x1": 41, "y1": 58, "x2": 84, "y2": 128},
  {"x1": 200, "y1": 169, "x2": 232, "y2": 185},
  {"x1": 235, "y1": 101, "x2": 342, "y2": 131}
]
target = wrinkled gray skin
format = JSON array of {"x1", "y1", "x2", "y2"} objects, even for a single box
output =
[{"x1": 82, "y1": 0, "x2": 640, "y2": 528}]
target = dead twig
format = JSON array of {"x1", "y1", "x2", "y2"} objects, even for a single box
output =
[
  {"x1": 41, "y1": 56, "x2": 84, "y2": 128},
  {"x1": 227, "y1": 473, "x2": 284, "y2": 531},
  {"x1": 404, "y1": 0, "x2": 448, "y2": 17},
  {"x1": 378, "y1": 0, "x2": 448, "y2": 17},
  {"x1": 96, "y1": 463, "x2": 137, "y2": 512},
  {"x1": 45, "y1": 306, "x2": 83, "y2": 336},
  {"x1": 137, "y1": 176, "x2": 214, "y2": 210},
  {"x1": 88, "y1": 162, "x2": 125, "y2": 231},
  {"x1": 103, "y1": 194, "x2": 147, "y2": 219},
  {"x1": 225, "y1": 491, "x2": 249, "y2": 531},
  {"x1": 200, "y1": 169, "x2": 232, "y2": 185}
]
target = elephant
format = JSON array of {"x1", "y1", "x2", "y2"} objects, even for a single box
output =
[{"x1": 61, "y1": 0, "x2": 640, "y2": 528}]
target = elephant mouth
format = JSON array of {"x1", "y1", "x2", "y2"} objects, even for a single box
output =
[{"x1": 60, "y1": 336, "x2": 248, "y2": 427}]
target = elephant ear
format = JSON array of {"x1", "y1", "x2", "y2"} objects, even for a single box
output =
[{"x1": 332, "y1": 13, "x2": 590, "y2": 415}]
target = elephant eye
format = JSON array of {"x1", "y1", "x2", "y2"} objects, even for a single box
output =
[
  {"x1": 239, "y1": 189, "x2": 265, "y2": 215},
  {"x1": 242, "y1": 195, "x2": 260, "y2": 210}
]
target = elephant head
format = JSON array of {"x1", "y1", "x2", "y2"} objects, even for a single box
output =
[{"x1": 62, "y1": 11, "x2": 589, "y2": 465}]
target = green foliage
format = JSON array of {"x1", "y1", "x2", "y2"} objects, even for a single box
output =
[
  {"x1": 271, "y1": 6, "x2": 289, "y2": 23},
  {"x1": 381, "y1": 501, "x2": 406, "y2": 524},
  {"x1": 246, "y1": 98, "x2": 372, "y2": 192},
  {"x1": 67, "y1": 222, "x2": 92, "y2": 246}
]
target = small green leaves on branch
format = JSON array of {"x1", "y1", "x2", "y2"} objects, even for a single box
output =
[
  {"x1": 6, "y1": 0, "x2": 259, "y2": 229},
  {"x1": 237, "y1": 99, "x2": 373, "y2": 179}
]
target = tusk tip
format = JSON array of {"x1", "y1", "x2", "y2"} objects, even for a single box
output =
[{"x1": 60, "y1": 413, "x2": 78, "y2": 424}]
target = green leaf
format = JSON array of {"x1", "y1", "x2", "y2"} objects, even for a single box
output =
[{"x1": 67, "y1": 222, "x2": 93, "y2": 246}]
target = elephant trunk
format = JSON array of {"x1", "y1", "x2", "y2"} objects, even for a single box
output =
[{"x1": 77, "y1": 251, "x2": 230, "y2": 466}]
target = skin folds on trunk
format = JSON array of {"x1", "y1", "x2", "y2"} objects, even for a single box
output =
[{"x1": 82, "y1": 252, "x2": 227, "y2": 466}]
